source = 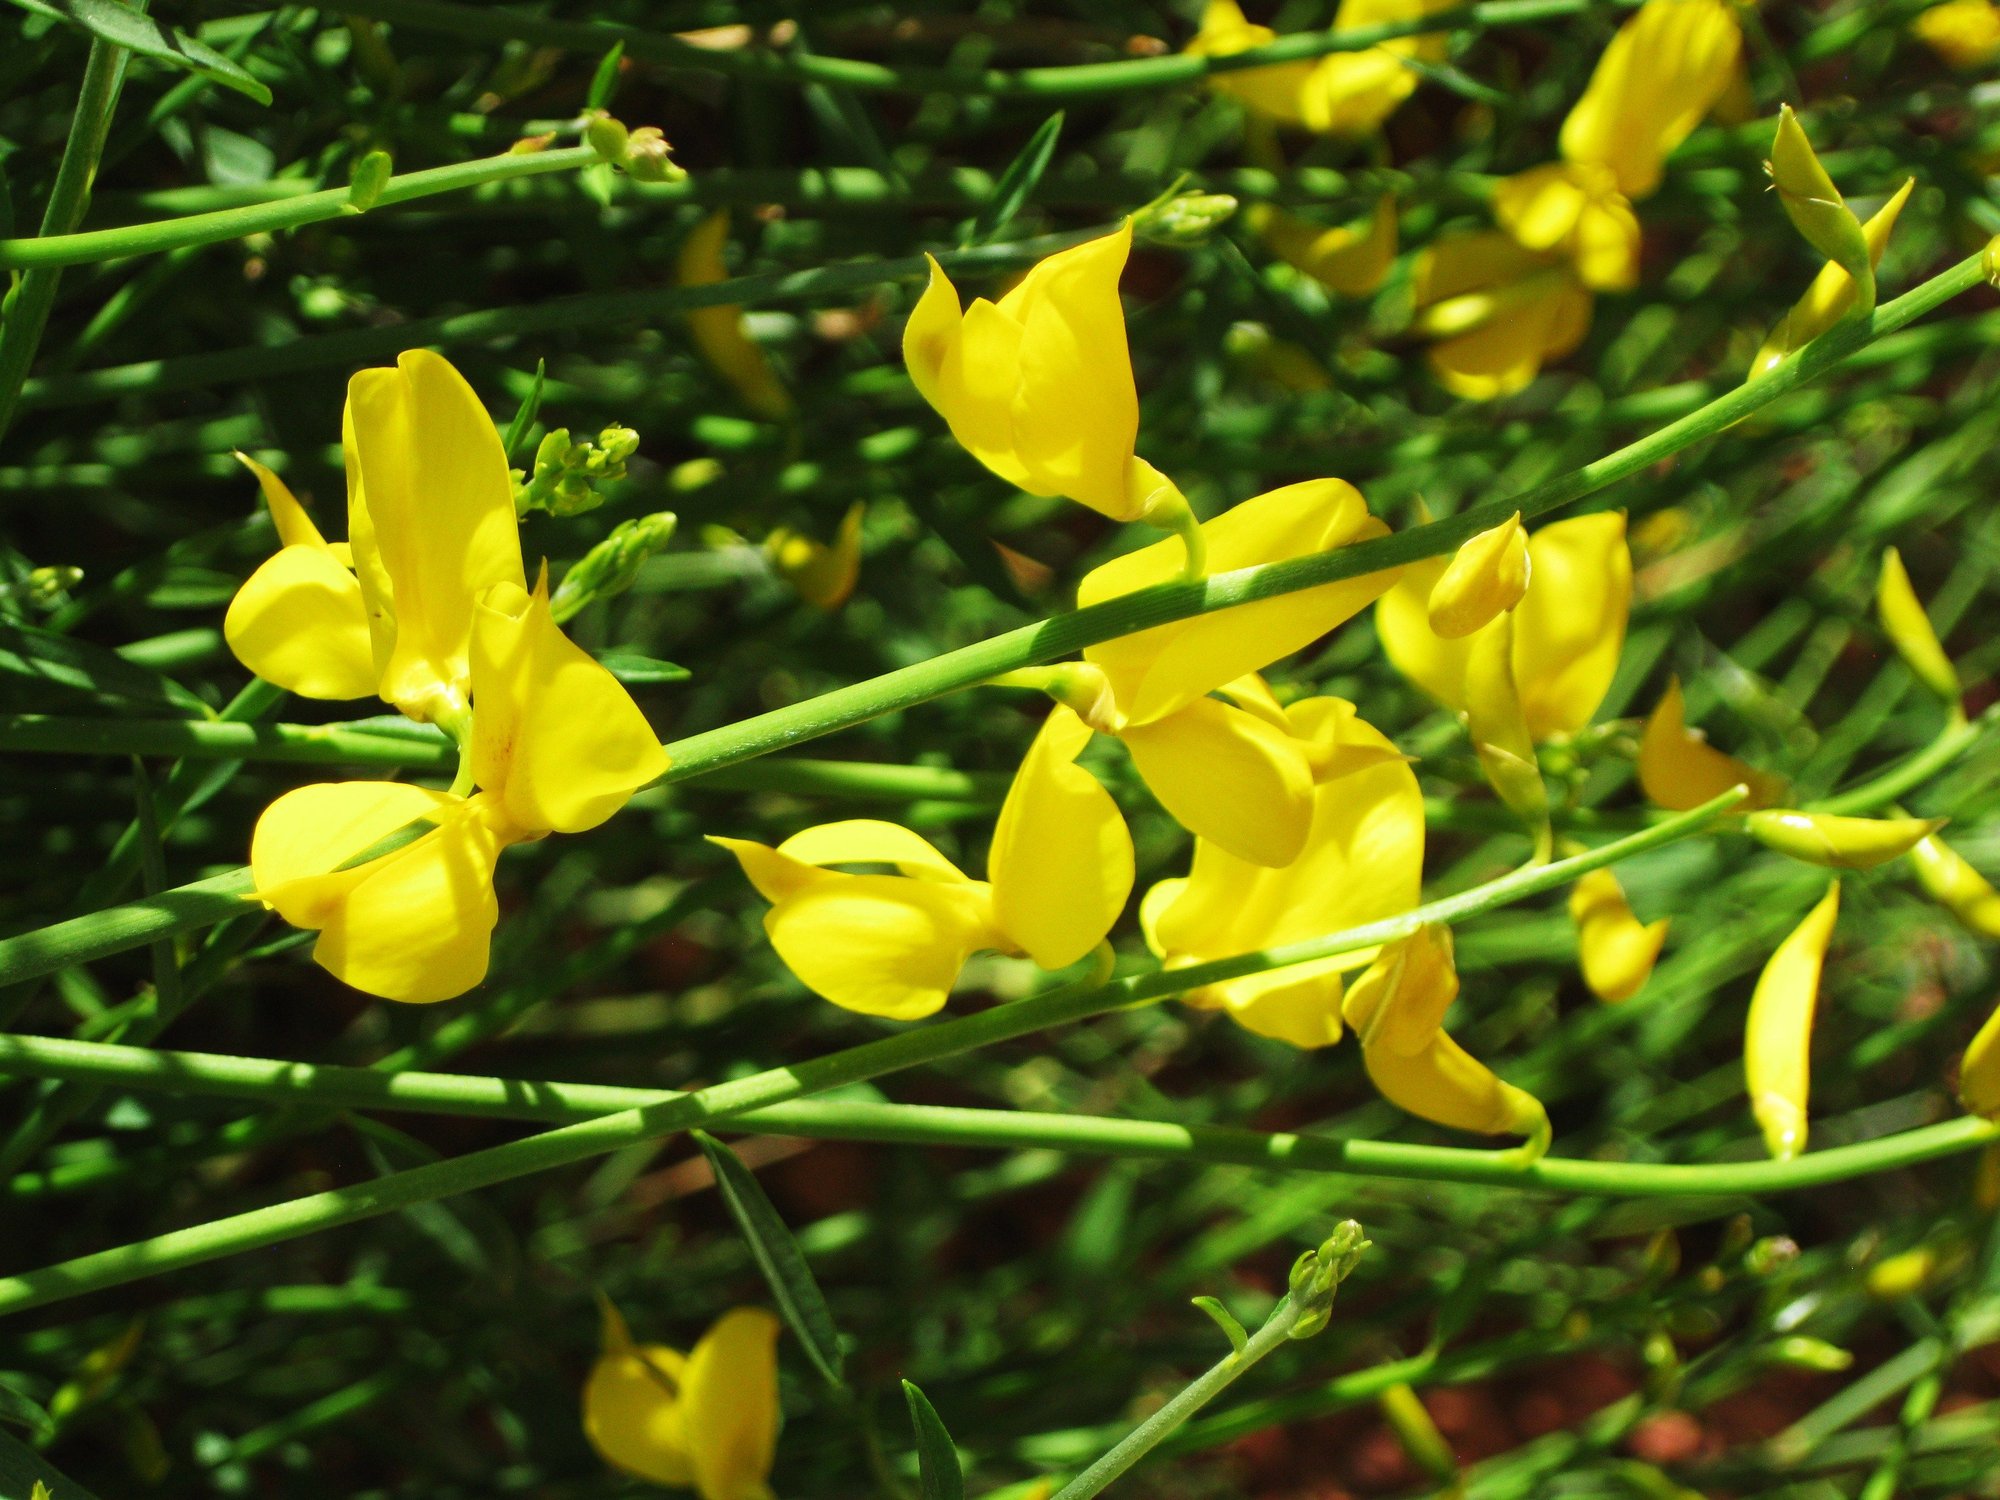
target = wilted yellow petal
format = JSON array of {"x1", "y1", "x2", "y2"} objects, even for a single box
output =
[
  {"x1": 1751, "y1": 180, "x2": 1914, "y2": 377},
  {"x1": 1745, "y1": 881, "x2": 1841, "y2": 1160},
  {"x1": 1914, "y1": 0, "x2": 2000, "y2": 67},
  {"x1": 1427, "y1": 512, "x2": 1529, "y2": 639},
  {"x1": 682, "y1": 1308, "x2": 782, "y2": 1500},
  {"x1": 1961, "y1": 998, "x2": 2000, "y2": 1119},
  {"x1": 1638, "y1": 676, "x2": 1784, "y2": 810},
  {"x1": 989, "y1": 707, "x2": 1135, "y2": 968},
  {"x1": 680, "y1": 211, "x2": 794, "y2": 422},
  {"x1": 1259, "y1": 195, "x2": 1398, "y2": 297},
  {"x1": 1908, "y1": 834, "x2": 2000, "y2": 939},
  {"x1": 344, "y1": 350, "x2": 526, "y2": 722},
  {"x1": 1122, "y1": 695, "x2": 1317, "y2": 867},
  {"x1": 1568, "y1": 868, "x2": 1669, "y2": 1003},
  {"x1": 1876, "y1": 545, "x2": 1961, "y2": 705},
  {"x1": 1746, "y1": 810, "x2": 1944, "y2": 871},
  {"x1": 1080, "y1": 478, "x2": 1394, "y2": 723},
  {"x1": 583, "y1": 1341, "x2": 693, "y2": 1488},
  {"x1": 1559, "y1": 0, "x2": 1743, "y2": 200},
  {"x1": 469, "y1": 574, "x2": 668, "y2": 835},
  {"x1": 1510, "y1": 512, "x2": 1630, "y2": 742},
  {"x1": 769, "y1": 502, "x2": 865, "y2": 610},
  {"x1": 762, "y1": 872, "x2": 1003, "y2": 1020},
  {"x1": 224, "y1": 544, "x2": 377, "y2": 700}
]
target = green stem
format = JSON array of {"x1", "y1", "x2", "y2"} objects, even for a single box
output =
[
  {"x1": 0, "y1": 15, "x2": 140, "y2": 443},
  {"x1": 0, "y1": 145, "x2": 601, "y2": 271},
  {"x1": 1808, "y1": 707, "x2": 1992, "y2": 816}
]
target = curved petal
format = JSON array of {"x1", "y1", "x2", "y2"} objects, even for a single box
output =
[
  {"x1": 936, "y1": 297, "x2": 1035, "y2": 493},
  {"x1": 903, "y1": 254, "x2": 963, "y2": 411},
  {"x1": 1188, "y1": 964, "x2": 1350, "y2": 1049},
  {"x1": 1745, "y1": 882, "x2": 1841, "y2": 1160},
  {"x1": 1427, "y1": 512, "x2": 1529, "y2": 639},
  {"x1": 680, "y1": 211, "x2": 793, "y2": 422},
  {"x1": 1123, "y1": 696, "x2": 1317, "y2": 867},
  {"x1": 682, "y1": 1309, "x2": 783, "y2": 1500},
  {"x1": 1340, "y1": 925, "x2": 1459, "y2": 1056},
  {"x1": 1559, "y1": 0, "x2": 1743, "y2": 200},
  {"x1": 1364, "y1": 1029, "x2": 1547, "y2": 1137},
  {"x1": 709, "y1": 835, "x2": 831, "y2": 906},
  {"x1": 583, "y1": 1344, "x2": 693, "y2": 1487},
  {"x1": 775, "y1": 820, "x2": 970, "y2": 882},
  {"x1": 1260, "y1": 195, "x2": 1397, "y2": 297},
  {"x1": 1568, "y1": 868, "x2": 1669, "y2": 1003},
  {"x1": 1081, "y1": 478, "x2": 1394, "y2": 722},
  {"x1": 1511, "y1": 513, "x2": 1631, "y2": 741},
  {"x1": 1638, "y1": 675, "x2": 1783, "y2": 810},
  {"x1": 237, "y1": 452, "x2": 327, "y2": 549},
  {"x1": 224, "y1": 545, "x2": 377, "y2": 700},
  {"x1": 470, "y1": 575, "x2": 668, "y2": 834},
  {"x1": 1375, "y1": 552, "x2": 1471, "y2": 711},
  {"x1": 250, "y1": 781, "x2": 458, "y2": 928},
  {"x1": 763, "y1": 874, "x2": 1003, "y2": 1020}
]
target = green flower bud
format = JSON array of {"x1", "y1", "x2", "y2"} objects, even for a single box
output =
[
  {"x1": 1768, "y1": 106, "x2": 1875, "y2": 317},
  {"x1": 1135, "y1": 192, "x2": 1240, "y2": 245},
  {"x1": 583, "y1": 109, "x2": 630, "y2": 164},
  {"x1": 346, "y1": 150, "x2": 393, "y2": 214},
  {"x1": 551, "y1": 511, "x2": 679, "y2": 624}
]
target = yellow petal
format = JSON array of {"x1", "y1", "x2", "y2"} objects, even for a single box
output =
[
  {"x1": 1492, "y1": 163, "x2": 1640, "y2": 291},
  {"x1": 1875, "y1": 544, "x2": 1960, "y2": 705},
  {"x1": 775, "y1": 820, "x2": 970, "y2": 882},
  {"x1": 1260, "y1": 195, "x2": 1398, "y2": 297},
  {"x1": 583, "y1": 1342, "x2": 693, "y2": 1487},
  {"x1": 1427, "y1": 512, "x2": 1530, "y2": 639},
  {"x1": 237, "y1": 452, "x2": 327, "y2": 549},
  {"x1": 224, "y1": 544, "x2": 378, "y2": 700},
  {"x1": 1751, "y1": 180, "x2": 1914, "y2": 378},
  {"x1": 680, "y1": 211, "x2": 794, "y2": 422},
  {"x1": 1412, "y1": 235, "x2": 1594, "y2": 400},
  {"x1": 469, "y1": 574, "x2": 668, "y2": 835},
  {"x1": 768, "y1": 502, "x2": 865, "y2": 610},
  {"x1": 709, "y1": 835, "x2": 830, "y2": 906},
  {"x1": 1746, "y1": 810, "x2": 1944, "y2": 871},
  {"x1": 1510, "y1": 512, "x2": 1631, "y2": 742},
  {"x1": 989, "y1": 707, "x2": 1134, "y2": 969},
  {"x1": 1745, "y1": 881, "x2": 1840, "y2": 1160},
  {"x1": 1464, "y1": 613, "x2": 1548, "y2": 827},
  {"x1": 682, "y1": 1308, "x2": 782, "y2": 1500},
  {"x1": 1914, "y1": 0, "x2": 2000, "y2": 67},
  {"x1": 250, "y1": 780, "x2": 458, "y2": 928},
  {"x1": 935, "y1": 296, "x2": 1037, "y2": 494},
  {"x1": 1301, "y1": 47, "x2": 1420, "y2": 136},
  {"x1": 345, "y1": 349, "x2": 526, "y2": 721},
  {"x1": 1559, "y1": 0, "x2": 1743, "y2": 199},
  {"x1": 1638, "y1": 675, "x2": 1784, "y2": 810},
  {"x1": 1363, "y1": 1029, "x2": 1549, "y2": 1139},
  {"x1": 762, "y1": 873, "x2": 1003, "y2": 1020},
  {"x1": 1908, "y1": 834, "x2": 2000, "y2": 939},
  {"x1": 1568, "y1": 868, "x2": 1669, "y2": 1003},
  {"x1": 1376, "y1": 552, "x2": 1472, "y2": 711},
  {"x1": 1080, "y1": 478, "x2": 1395, "y2": 722},
  {"x1": 903, "y1": 253, "x2": 964, "y2": 412},
  {"x1": 1188, "y1": 0, "x2": 1320, "y2": 126},
  {"x1": 1340, "y1": 925, "x2": 1459, "y2": 1056},
  {"x1": 1122, "y1": 695, "x2": 1317, "y2": 867},
  {"x1": 1960, "y1": 997, "x2": 2000, "y2": 1119}
]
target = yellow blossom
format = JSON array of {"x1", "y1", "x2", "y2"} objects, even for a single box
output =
[
  {"x1": 1875, "y1": 545, "x2": 1961, "y2": 706},
  {"x1": 1426, "y1": 511, "x2": 1529, "y2": 640},
  {"x1": 713, "y1": 707, "x2": 1132, "y2": 1019},
  {"x1": 1257, "y1": 195, "x2": 1398, "y2": 297},
  {"x1": 1744, "y1": 882, "x2": 1841, "y2": 1160},
  {"x1": 1908, "y1": 833, "x2": 2000, "y2": 939},
  {"x1": 1187, "y1": 0, "x2": 1454, "y2": 136},
  {"x1": 583, "y1": 1302, "x2": 781, "y2": 1500},
  {"x1": 1341, "y1": 925, "x2": 1551, "y2": 1149},
  {"x1": 1751, "y1": 181, "x2": 1915, "y2": 377},
  {"x1": 1492, "y1": 162, "x2": 1642, "y2": 292},
  {"x1": 1637, "y1": 676, "x2": 1786, "y2": 811},
  {"x1": 679, "y1": 210, "x2": 794, "y2": 422},
  {"x1": 1409, "y1": 230, "x2": 1593, "y2": 400},
  {"x1": 903, "y1": 222, "x2": 1184, "y2": 525},
  {"x1": 1568, "y1": 868, "x2": 1669, "y2": 1003},
  {"x1": 1960, "y1": 998, "x2": 2000, "y2": 1119},
  {"x1": 1141, "y1": 698, "x2": 1422, "y2": 1047},
  {"x1": 767, "y1": 503, "x2": 864, "y2": 610},
  {"x1": 1746, "y1": 810, "x2": 1944, "y2": 871},
  {"x1": 1914, "y1": 0, "x2": 2000, "y2": 67}
]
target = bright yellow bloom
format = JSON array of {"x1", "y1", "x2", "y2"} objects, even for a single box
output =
[
  {"x1": 227, "y1": 349, "x2": 527, "y2": 725},
  {"x1": 1074, "y1": 479, "x2": 1400, "y2": 865},
  {"x1": 679, "y1": 211, "x2": 793, "y2": 422},
  {"x1": 1492, "y1": 162, "x2": 1642, "y2": 293},
  {"x1": 1908, "y1": 833, "x2": 2000, "y2": 939},
  {"x1": 1342, "y1": 925, "x2": 1551, "y2": 1148},
  {"x1": 1914, "y1": 0, "x2": 2000, "y2": 67},
  {"x1": 1875, "y1": 545, "x2": 1961, "y2": 706},
  {"x1": 1637, "y1": 675, "x2": 1786, "y2": 812},
  {"x1": 1141, "y1": 698, "x2": 1422, "y2": 1047},
  {"x1": 1257, "y1": 195, "x2": 1398, "y2": 297},
  {"x1": 1188, "y1": 0, "x2": 1453, "y2": 136},
  {"x1": 767, "y1": 503, "x2": 864, "y2": 610},
  {"x1": 1377, "y1": 511, "x2": 1630, "y2": 742},
  {"x1": 1426, "y1": 512, "x2": 1529, "y2": 640},
  {"x1": 249, "y1": 574, "x2": 668, "y2": 1002},
  {"x1": 1463, "y1": 611, "x2": 1548, "y2": 833},
  {"x1": 714, "y1": 707, "x2": 1132, "y2": 1019},
  {"x1": 1745, "y1": 810, "x2": 1944, "y2": 871},
  {"x1": 1750, "y1": 181, "x2": 1914, "y2": 378},
  {"x1": 584, "y1": 1302, "x2": 781, "y2": 1500},
  {"x1": 1744, "y1": 882, "x2": 1841, "y2": 1160},
  {"x1": 1409, "y1": 230, "x2": 1593, "y2": 400},
  {"x1": 903, "y1": 222, "x2": 1182, "y2": 524},
  {"x1": 1568, "y1": 868, "x2": 1669, "y2": 1003}
]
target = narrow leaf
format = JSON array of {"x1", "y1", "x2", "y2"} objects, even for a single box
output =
[
  {"x1": 0, "y1": 1377, "x2": 53, "y2": 1444},
  {"x1": 587, "y1": 40, "x2": 624, "y2": 110},
  {"x1": 0, "y1": 623, "x2": 210, "y2": 716},
  {"x1": 502, "y1": 360, "x2": 546, "y2": 461},
  {"x1": 967, "y1": 111, "x2": 1064, "y2": 246},
  {"x1": 902, "y1": 1380, "x2": 965, "y2": 1500},
  {"x1": 691, "y1": 1131, "x2": 846, "y2": 1388},
  {"x1": 1190, "y1": 1295, "x2": 1249, "y2": 1356},
  {"x1": 593, "y1": 649, "x2": 690, "y2": 685},
  {"x1": 7, "y1": 0, "x2": 272, "y2": 104}
]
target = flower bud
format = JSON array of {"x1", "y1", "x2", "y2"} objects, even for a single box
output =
[
  {"x1": 1135, "y1": 191, "x2": 1240, "y2": 245},
  {"x1": 1865, "y1": 1246, "x2": 1940, "y2": 1299},
  {"x1": 583, "y1": 109, "x2": 630, "y2": 163},
  {"x1": 549, "y1": 512, "x2": 679, "y2": 624},
  {"x1": 623, "y1": 126, "x2": 685, "y2": 184},
  {"x1": 1907, "y1": 833, "x2": 2000, "y2": 938},
  {"x1": 346, "y1": 150, "x2": 392, "y2": 214},
  {"x1": 1876, "y1": 548, "x2": 1960, "y2": 706},
  {"x1": 1770, "y1": 1336, "x2": 1853, "y2": 1372},
  {"x1": 1743, "y1": 1235, "x2": 1799, "y2": 1276},
  {"x1": 1427, "y1": 512, "x2": 1530, "y2": 639},
  {"x1": 1768, "y1": 106, "x2": 1874, "y2": 315},
  {"x1": 1746, "y1": 810, "x2": 1943, "y2": 870}
]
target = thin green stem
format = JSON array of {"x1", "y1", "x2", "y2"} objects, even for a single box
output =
[
  {"x1": 0, "y1": 146, "x2": 601, "y2": 271},
  {"x1": 1809, "y1": 707, "x2": 1993, "y2": 816}
]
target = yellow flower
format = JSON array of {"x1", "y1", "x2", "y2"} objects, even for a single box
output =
[
  {"x1": 249, "y1": 574, "x2": 668, "y2": 1002},
  {"x1": 1744, "y1": 882, "x2": 1841, "y2": 1160},
  {"x1": 1960, "y1": 997, "x2": 2000, "y2": 1119},
  {"x1": 1637, "y1": 676, "x2": 1786, "y2": 812},
  {"x1": 1256, "y1": 195, "x2": 1398, "y2": 297},
  {"x1": 1141, "y1": 698, "x2": 1422, "y2": 1047},
  {"x1": 1409, "y1": 230, "x2": 1593, "y2": 400},
  {"x1": 1426, "y1": 511, "x2": 1529, "y2": 640},
  {"x1": 903, "y1": 222, "x2": 1182, "y2": 524},
  {"x1": 1908, "y1": 833, "x2": 2000, "y2": 939},
  {"x1": 1568, "y1": 868, "x2": 1669, "y2": 1003},
  {"x1": 583, "y1": 1302, "x2": 781, "y2": 1500},
  {"x1": 1492, "y1": 162, "x2": 1642, "y2": 293},
  {"x1": 1745, "y1": 810, "x2": 1944, "y2": 871},
  {"x1": 1342, "y1": 925, "x2": 1551, "y2": 1148},
  {"x1": 767, "y1": 503, "x2": 864, "y2": 610},
  {"x1": 713, "y1": 706, "x2": 1132, "y2": 1019},
  {"x1": 1914, "y1": 0, "x2": 2000, "y2": 67},
  {"x1": 1188, "y1": 0, "x2": 1453, "y2": 136},
  {"x1": 1073, "y1": 479, "x2": 1400, "y2": 865},
  {"x1": 1875, "y1": 545, "x2": 1961, "y2": 707},
  {"x1": 226, "y1": 350, "x2": 527, "y2": 725},
  {"x1": 679, "y1": 210, "x2": 794, "y2": 423},
  {"x1": 1751, "y1": 181, "x2": 1914, "y2": 378}
]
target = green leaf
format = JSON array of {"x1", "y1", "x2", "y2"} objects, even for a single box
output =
[
  {"x1": 967, "y1": 111, "x2": 1064, "y2": 247},
  {"x1": 902, "y1": 1380, "x2": 965, "y2": 1500},
  {"x1": 0, "y1": 1376, "x2": 53, "y2": 1444},
  {"x1": 1190, "y1": 1295, "x2": 1249, "y2": 1357},
  {"x1": 690, "y1": 1131, "x2": 846, "y2": 1389},
  {"x1": 587, "y1": 40, "x2": 624, "y2": 111},
  {"x1": 502, "y1": 359, "x2": 547, "y2": 462},
  {"x1": 7, "y1": 0, "x2": 272, "y2": 104},
  {"x1": 0, "y1": 623, "x2": 209, "y2": 716},
  {"x1": 593, "y1": 649, "x2": 690, "y2": 685},
  {"x1": 0, "y1": 1430, "x2": 102, "y2": 1500}
]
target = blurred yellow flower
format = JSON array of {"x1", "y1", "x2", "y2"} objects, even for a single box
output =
[
  {"x1": 1960, "y1": 996, "x2": 2000, "y2": 1119},
  {"x1": 1637, "y1": 676, "x2": 1785, "y2": 812},
  {"x1": 767, "y1": 503, "x2": 864, "y2": 610},
  {"x1": 1908, "y1": 833, "x2": 2000, "y2": 939},
  {"x1": 1914, "y1": 0, "x2": 2000, "y2": 67},
  {"x1": 1409, "y1": 230, "x2": 1593, "y2": 400},
  {"x1": 1141, "y1": 698, "x2": 1422, "y2": 1046},
  {"x1": 713, "y1": 706, "x2": 1132, "y2": 1019},
  {"x1": 1744, "y1": 882, "x2": 1840, "y2": 1160},
  {"x1": 1492, "y1": 162, "x2": 1641, "y2": 292},
  {"x1": 1568, "y1": 868, "x2": 1668, "y2": 1003},
  {"x1": 1751, "y1": 180, "x2": 1913, "y2": 377},
  {"x1": 1875, "y1": 545, "x2": 1961, "y2": 707},
  {"x1": 1257, "y1": 195, "x2": 1398, "y2": 297},
  {"x1": 1188, "y1": 0, "x2": 1454, "y2": 136},
  {"x1": 584, "y1": 1302, "x2": 782, "y2": 1500},
  {"x1": 1746, "y1": 810, "x2": 1944, "y2": 871},
  {"x1": 679, "y1": 210, "x2": 794, "y2": 422},
  {"x1": 1343, "y1": 925, "x2": 1551, "y2": 1149}
]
